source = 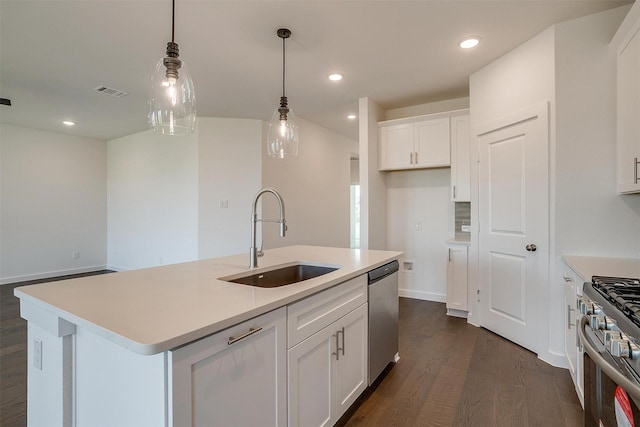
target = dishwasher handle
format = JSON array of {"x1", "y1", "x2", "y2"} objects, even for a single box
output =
[{"x1": 368, "y1": 260, "x2": 399, "y2": 284}]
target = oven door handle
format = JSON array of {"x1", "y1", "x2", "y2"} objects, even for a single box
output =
[{"x1": 579, "y1": 316, "x2": 640, "y2": 403}]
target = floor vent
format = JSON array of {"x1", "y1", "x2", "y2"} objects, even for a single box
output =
[{"x1": 93, "y1": 85, "x2": 128, "y2": 98}]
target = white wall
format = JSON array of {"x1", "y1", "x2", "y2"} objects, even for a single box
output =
[
  {"x1": 469, "y1": 25, "x2": 556, "y2": 333},
  {"x1": 469, "y1": 6, "x2": 640, "y2": 366},
  {"x1": 383, "y1": 100, "x2": 469, "y2": 302},
  {"x1": 262, "y1": 117, "x2": 357, "y2": 249},
  {"x1": 550, "y1": 5, "x2": 640, "y2": 360},
  {"x1": 0, "y1": 124, "x2": 107, "y2": 283},
  {"x1": 107, "y1": 130, "x2": 198, "y2": 270},
  {"x1": 197, "y1": 118, "x2": 262, "y2": 260},
  {"x1": 386, "y1": 169, "x2": 454, "y2": 301},
  {"x1": 359, "y1": 97, "x2": 387, "y2": 250},
  {"x1": 554, "y1": 6, "x2": 640, "y2": 259}
]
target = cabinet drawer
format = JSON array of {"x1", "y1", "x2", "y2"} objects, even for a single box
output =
[{"x1": 287, "y1": 275, "x2": 367, "y2": 348}]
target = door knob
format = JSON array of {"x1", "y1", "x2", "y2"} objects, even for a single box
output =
[{"x1": 526, "y1": 244, "x2": 537, "y2": 252}]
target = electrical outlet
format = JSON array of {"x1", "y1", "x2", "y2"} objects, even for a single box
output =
[
  {"x1": 461, "y1": 225, "x2": 471, "y2": 232},
  {"x1": 402, "y1": 261, "x2": 414, "y2": 272},
  {"x1": 72, "y1": 252, "x2": 80, "y2": 259},
  {"x1": 219, "y1": 200, "x2": 228, "y2": 208},
  {"x1": 33, "y1": 338, "x2": 42, "y2": 370}
]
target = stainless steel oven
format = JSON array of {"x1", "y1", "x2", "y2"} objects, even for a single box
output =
[{"x1": 579, "y1": 276, "x2": 640, "y2": 427}]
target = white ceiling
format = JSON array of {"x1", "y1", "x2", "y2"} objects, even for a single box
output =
[{"x1": 0, "y1": 0, "x2": 631, "y2": 141}]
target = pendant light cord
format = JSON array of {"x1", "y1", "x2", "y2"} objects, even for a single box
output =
[
  {"x1": 171, "y1": 0, "x2": 175, "y2": 43},
  {"x1": 282, "y1": 36, "x2": 286, "y2": 98}
]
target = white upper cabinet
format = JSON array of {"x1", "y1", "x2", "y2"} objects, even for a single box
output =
[
  {"x1": 379, "y1": 123, "x2": 415, "y2": 170},
  {"x1": 450, "y1": 115, "x2": 471, "y2": 201},
  {"x1": 614, "y1": 5, "x2": 640, "y2": 194},
  {"x1": 379, "y1": 114, "x2": 451, "y2": 171}
]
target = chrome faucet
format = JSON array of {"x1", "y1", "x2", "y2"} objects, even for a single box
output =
[{"x1": 250, "y1": 188, "x2": 286, "y2": 268}]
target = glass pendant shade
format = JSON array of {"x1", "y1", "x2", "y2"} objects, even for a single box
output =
[
  {"x1": 149, "y1": 55, "x2": 196, "y2": 135},
  {"x1": 267, "y1": 104, "x2": 299, "y2": 158}
]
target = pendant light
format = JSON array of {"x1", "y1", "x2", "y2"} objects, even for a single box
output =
[
  {"x1": 148, "y1": 0, "x2": 196, "y2": 135},
  {"x1": 267, "y1": 28, "x2": 299, "y2": 158}
]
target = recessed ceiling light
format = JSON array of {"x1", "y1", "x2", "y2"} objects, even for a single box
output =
[
  {"x1": 328, "y1": 74, "x2": 343, "y2": 81},
  {"x1": 459, "y1": 37, "x2": 480, "y2": 49},
  {"x1": 62, "y1": 121, "x2": 75, "y2": 126},
  {"x1": 347, "y1": 114, "x2": 357, "y2": 120}
]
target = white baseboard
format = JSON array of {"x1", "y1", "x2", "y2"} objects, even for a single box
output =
[
  {"x1": 398, "y1": 289, "x2": 446, "y2": 303},
  {"x1": 105, "y1": 265, "x2": 129, "y2": 272},
  {"x1": 0, "y1": 265, "x2": 108, "y2": 285},
  {"x1": 446, "y1": 308, "x2": 468, "y2": 318},
  {"x1": 538, "y1": 349, "x2": 569, "y2": 369}
]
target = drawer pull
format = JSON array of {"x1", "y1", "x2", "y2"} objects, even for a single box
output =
[{"x1": 228, "y1": 327, "x2": 263, "y2": 345}]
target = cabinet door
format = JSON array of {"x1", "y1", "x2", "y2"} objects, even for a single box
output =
[
  {"x1": 288, "y1": 322, "x2": 334, "y2": 427},
  {"x1": 617, "y1": 24, "x2": 640, "y2": 194},
  {"x1": 451, "y1": 115, "x2": 471, "y2": 201},
  {"x1": 333, "y1": 304, "x2": 368, "y2": 419},
  {"x1": 446, "y1": 245, "x2": 468, "y2": 313},
  {"x1": 288, "y1": 304, "x2": 368, "y2": 427},
  {"x1": 563, "y1": 266, "x2": 584, "y2": 406},
  {"x1": 379, "y1": 123, "x2": 414, "y2": 170},
  {"x1": 414, "y1": 118, "x2": 451, "y2": 168},
  {"x1": 169, "y1": 308, "x2": 286, "y2": 427},
  {"x1": 563, "y1": 273, "x2": 578, "y2": 385}
]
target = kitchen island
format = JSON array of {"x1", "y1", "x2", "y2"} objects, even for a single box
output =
[{"x1": 15, "y1": 245, "x2": 402, "y2": 427}]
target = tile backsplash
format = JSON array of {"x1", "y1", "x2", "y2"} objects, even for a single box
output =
[{"x1": 455, "y1": 202, "x2": 471, "y2": 240}]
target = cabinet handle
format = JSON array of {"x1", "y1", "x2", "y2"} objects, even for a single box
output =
[
  {"x1": 635, "y1": 157, "x2": 639, "y2": 185},
  {"x1": 563, "y1": 275, "x2": 573, "y2": 283},
  {"x1": 453, "y1": 185, "x2": 456, "y2": 199},
  {"x1": 228, "y1": 327, "x2": 263, "y2": 345},
  {"x1": 448, "y1": 248, "x2": 451, "y2": 262},
  {"x1": 415, "y1": 152, "x2": 418, "y2": 164},
  {"x1": 333, "y1": 331, "x2": 340, "y2": 360},
  {"x1": 339, "y1": 327, "x2": 345, "y2": 356},
  {"x1": 409, "y1": 152, "x2": 413, "y2": 164},
  {"x1": 567, "y1": 304, "x2": 575, "y2": 330}
]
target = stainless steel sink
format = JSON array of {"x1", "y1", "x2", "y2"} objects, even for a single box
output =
[{"x1": 221, "y1": 263, "x2": 340, "y2": 288}]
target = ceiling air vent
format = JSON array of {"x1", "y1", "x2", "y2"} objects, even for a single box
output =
[{"x1": 93, "y1": 85, "x2": 128, "y2": 98}]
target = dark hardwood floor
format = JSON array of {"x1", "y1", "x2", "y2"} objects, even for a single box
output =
[
  {"x1": 1, "y1": 277, "x2": 583, "y2": 427},
  {"x1": 338, "y1": 298, "x2": 584, "y2": 427}
]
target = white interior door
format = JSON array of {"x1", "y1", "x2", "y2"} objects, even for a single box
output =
[{"x1": 477, "y1": 103, "x2": 549, "y2": 354}]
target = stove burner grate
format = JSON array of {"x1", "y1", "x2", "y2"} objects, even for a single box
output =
[{"x1": 591, "y1": 276, "x2": 640, "y2": 328}]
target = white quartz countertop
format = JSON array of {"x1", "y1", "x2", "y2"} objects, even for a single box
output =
[
  {"x1": 15, "y1": 246, "x2": 402, "y2": 355},
  {"x1": 446, "y1": 238, "x2": 470, "y2": 245},
  {"x1": 562, "y1": 255, "x2": 640, "y2": 281}
]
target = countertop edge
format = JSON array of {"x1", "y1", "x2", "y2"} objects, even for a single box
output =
[
  {"x1": 562, "y1": 255, "x2": 640, "y2": 282},
  {"x1": 16, "y1": 247, "x2": 403, "y2": 355}
]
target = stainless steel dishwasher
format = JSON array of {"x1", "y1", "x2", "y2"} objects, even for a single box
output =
[{"x1": 368, "y1": 260, "x2": 399, "y2": 385}]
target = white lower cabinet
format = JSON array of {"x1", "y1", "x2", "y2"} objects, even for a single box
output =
[
  {"x1": 287, "y1": 275, "x2": 369, "y2": 427},
  {"x1": 562, "y1": 264, "x2": 584, "y2": 407},
  {"x1": 169, "y1": 307, "x2": 287, "y2": 427},
  {"x1": 446, "y1": 242, "x2": 468, "y2": 317},
  {"x1": 288, "y1": 304, "x2": 368, "y2": 427}
]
